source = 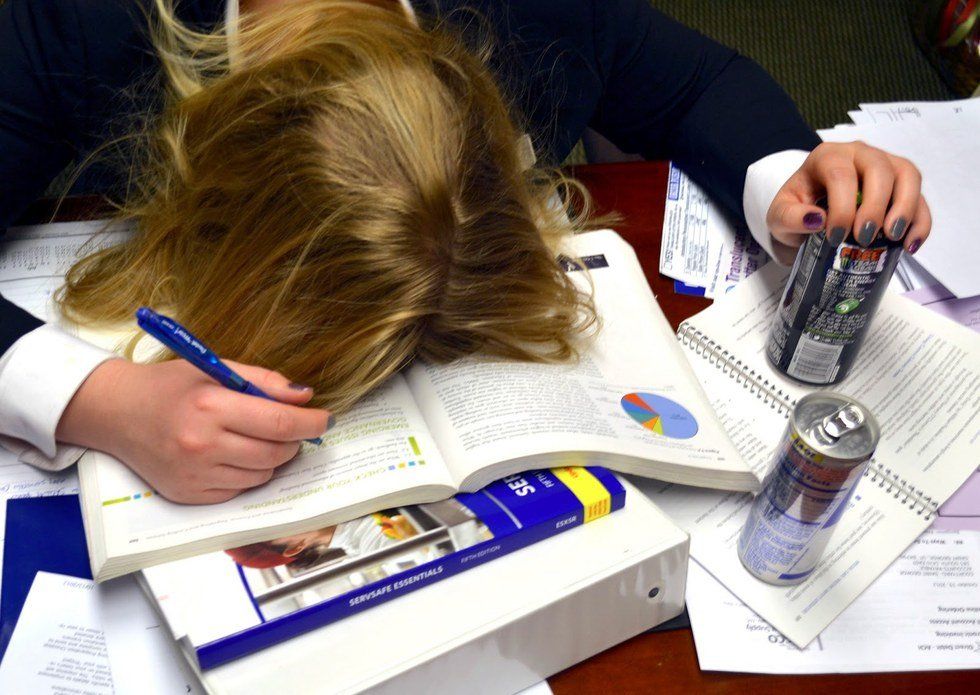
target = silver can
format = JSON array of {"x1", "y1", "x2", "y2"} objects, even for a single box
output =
[{"x1": 737, "y1": 393, "x2": 880, "y2": 585}]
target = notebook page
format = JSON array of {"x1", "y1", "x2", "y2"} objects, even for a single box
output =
[
  {"x1": 637, "y1": 346, "x2": 932, "y2": 647},
  {"x1": 643, "y1": 262, "x2": 979, "y2": 647},
  {"x1": 684, "y1": 261, "x2": 980, "y2": 503}
]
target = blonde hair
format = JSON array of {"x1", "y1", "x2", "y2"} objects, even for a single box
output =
[{"x1": 58, "y1": 0, "x2": 598, "y2": 411}]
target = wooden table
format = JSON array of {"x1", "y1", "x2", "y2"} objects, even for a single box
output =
[{"x1": 549, "y1": 161, "x2": 980, "y2": 695}]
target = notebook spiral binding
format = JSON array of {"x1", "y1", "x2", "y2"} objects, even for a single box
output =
[
  {"x1": 865, "y1": 464, "x2": 938, "y2": 520},
  {"x1": 677, "y1": 322, "x2": 793, "y2": 416},
  {"x1": 676, "y1": 322, "x2": 939, "y2": 521}
]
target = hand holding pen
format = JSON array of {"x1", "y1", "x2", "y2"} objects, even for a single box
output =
[
  {"x1": 55, "y1": 309, "x2": 331, "y2": 505},
  {"x1": 136, "y1": 308, "x2": 324, "y2": 445}
]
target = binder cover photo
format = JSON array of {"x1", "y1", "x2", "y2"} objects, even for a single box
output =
[{"x1": 142, "y1": 466, "x2": 626, "y2": 669}]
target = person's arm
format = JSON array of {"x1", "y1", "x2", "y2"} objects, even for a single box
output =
[
  {"x1": 587, "y1": 0, "x2": 930, "y2": 262},
  {"x1": 0, "y1": 324, "x2": 114, "y2": 471},
  {"x1": 0, "y1": 0, "x2": 127, "y2": 469},
  {"x1": 0, "y1": 0, "x2": 330, "y2": 501},
  {"x1": 587, "y1": 0, "x2": 819, "y2": 218},
  {"x1": 586, "y1": 0, "x2": 816, "y2": 236}
]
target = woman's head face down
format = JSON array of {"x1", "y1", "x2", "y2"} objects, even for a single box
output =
[{"x1": 61, "y1": 0, "x2": 596, "y2": 411}]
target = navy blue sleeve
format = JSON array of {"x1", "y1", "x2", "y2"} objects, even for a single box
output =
[
  {"x1": 588, "y1": 0, "x2": 821, "y2": 219},
  {"x1": 0, "y1": 0, "x2": 85, "y2": 229},
  {"x1": 0, "y1": 0, "x2": 80, "y2": 351},
  {"x1": 0, "y1": 0, "x2": 195, "y2": 355},
  {"x1": 0, "y1": 0, "x2": 218, "y2": 233}
]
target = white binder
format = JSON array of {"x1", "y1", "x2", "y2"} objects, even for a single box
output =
[{"x1": 175, "y1": 479, "x2": 689, "y2": 694}]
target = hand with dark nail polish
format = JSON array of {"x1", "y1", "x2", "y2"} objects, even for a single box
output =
[
  {"x1": 766, "y1": 142, "x2": 931, "y2": 266},
  {"x1": 803, "y1": 212, "x2": 824, "y2": 230},
  {"x1": 826, "y1": 226, "x2": 847, "y2": 246},
  {"x1": 856, "y1": 221, "x2": 876, "y2": 247},
  {"x1": 908, "y1": 239, "x2": 921, "y2": 255},
  {"x1": 888, "y1": 217, "x2": 908, "y2": 241}
]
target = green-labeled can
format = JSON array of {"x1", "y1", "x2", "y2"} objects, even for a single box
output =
[{"x1": 766, "y1": 229, "x2": 903, "y2": 385}]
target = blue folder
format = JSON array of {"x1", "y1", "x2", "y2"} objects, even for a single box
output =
[{"x1": 0, "y1": 494, "x2": 90, "y2": 659}]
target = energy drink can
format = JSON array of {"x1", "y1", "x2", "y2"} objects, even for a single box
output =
[
  {"x1": 737, "y1": 393, "x2": 880, "y2": 585},
  {"x1": 766, "y1": 229, "x2": 902, "y2": 385}
]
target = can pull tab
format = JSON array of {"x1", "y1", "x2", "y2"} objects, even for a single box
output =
[{"x1": 820, "y1": 404, "x2": 865, "y2": 440}]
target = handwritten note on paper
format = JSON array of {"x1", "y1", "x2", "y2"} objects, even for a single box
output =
[
  {"x1": 686, "y1": 530, "x2": 980, "y2": 673},
  {"x1": 0, "y1": 572, "x2": 113, "y2": 693}
]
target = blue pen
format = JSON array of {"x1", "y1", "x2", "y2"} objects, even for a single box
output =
[{"x1": 136, "y1": 307, "x2": 323, "y2": 445}]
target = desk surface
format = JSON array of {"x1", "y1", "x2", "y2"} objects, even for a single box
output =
[
  {"x1": 550, "y1": 161, "x2": 980, "y2": 694},
  {"x1": 17, "y1": 166, "x2": 980, "y2": 693}
]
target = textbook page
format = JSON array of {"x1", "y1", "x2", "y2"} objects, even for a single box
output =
[
  {"x1": 686, "y1": 530, "x2": 980, "y2": 673},
  {"x1": 82, "y1": 374, "x2": 456, "y2": 579},
  {"x1": 407, "y1": 229, "x2": 755, "y2": 493},
  {"x1": 641, "y1": 262, "x2": 980, "y2": 647}
]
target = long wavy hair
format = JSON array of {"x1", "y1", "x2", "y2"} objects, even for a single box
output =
[{"x1": 58, "y1": 0, "x2": 598, "y2": 411}]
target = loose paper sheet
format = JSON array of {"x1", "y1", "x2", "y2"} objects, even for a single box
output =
[
  {"x1": 686, "y1": 530, "x2": 980, "y2": 673},
  {"x1": 0, "y1": 571, "x2": 202, "y2": 693},
  {"x1": 0, "y1": 572, "x2": 113, "y2": 693},
  {"x1": 659, "y1": 163, "x2": 767, "y2": 298}
]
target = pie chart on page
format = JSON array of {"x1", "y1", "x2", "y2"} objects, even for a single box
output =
[{"x1": 621, "y1": 392, "x2": 699, "y2": 439}]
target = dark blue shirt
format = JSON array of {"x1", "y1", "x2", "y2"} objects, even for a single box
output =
[{"x1": 0, "y1": 0, "x2": 819, "y2": 353}]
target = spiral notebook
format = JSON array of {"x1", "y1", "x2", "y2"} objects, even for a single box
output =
[{"x1": 637, "y1": 261, "x2": 980, "y2": 648}]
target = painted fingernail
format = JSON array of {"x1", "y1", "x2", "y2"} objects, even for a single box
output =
[
  {"x1": 326, "y1": 413, "x2": 336, "y2": 430},
  {"x1": 803, "y1": 212, "x2": 824, "y2": 230},
  {"x1": 888, "y1": 217, "x2": 908, "y2": 241},
  {"x1": 826, "y1": 226, "x2": 847, "y2": 246},
  {"x1": 289, "y1": 382, "x2": 312, "y2": 391},
  {"x1": 857, "y1": 220, "x2": 876, "y2": 247},
  {"x1": 908, "y1": 239, "x2": 921, "y2": 255}
]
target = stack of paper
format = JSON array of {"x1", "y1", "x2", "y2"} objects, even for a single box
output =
[{"x1": 833, "y1": 101, "x2": 980, "y2": 337}]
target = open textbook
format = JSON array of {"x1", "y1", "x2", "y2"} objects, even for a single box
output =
[
  {"x1": 69, "y1": 229, "x2": 752, "y2": 581},
  {"x1": 635, "y1": 261, "x2": 980, "y2": 648}
]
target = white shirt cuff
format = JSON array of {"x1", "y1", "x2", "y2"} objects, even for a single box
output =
[
  {"x1": 743, "y1": 149, "x2": 811, "y2": 262},
  {"x1": 0, "y1": 324, "x2": 113, "y2": 469}
]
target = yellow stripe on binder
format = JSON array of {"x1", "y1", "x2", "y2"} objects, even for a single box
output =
[{"x1": 551, "y1": 467, "x2": 612, "y2": 523}]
